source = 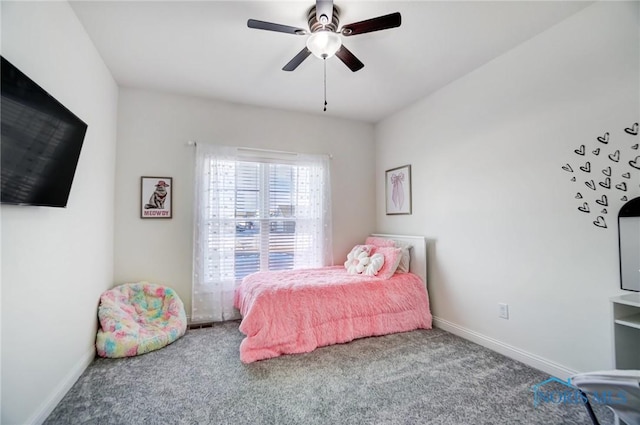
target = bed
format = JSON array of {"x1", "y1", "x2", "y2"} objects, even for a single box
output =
[{"x1": 233, "y1": 234, "x2": 432, "y2": 363}]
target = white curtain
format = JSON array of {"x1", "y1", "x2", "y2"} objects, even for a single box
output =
[
  {"x1": 192, "y1": 143, "x2": 332, "y2": 323},
  {"x1": 292, "y1": 154, "x2": 333, "y2": 269}
]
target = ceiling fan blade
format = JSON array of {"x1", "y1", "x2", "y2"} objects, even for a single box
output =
[
  {"x1": 335, "y1": 45, "x2": 364, "y2": 72},
  {"x1": 283, "y1": 48, "x2": 312, "y2": 71},
  {"x1": 247, "y1": 19, "x2": 307, "y2": 35},
  {"x1": 341, "y1": 12, "x2": 401, "y2": 36},
  {"x1": 315, "y1": 0, "x2": 334, "y2": 26}
]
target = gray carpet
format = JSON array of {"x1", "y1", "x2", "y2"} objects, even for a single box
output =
[{"x1": 45, "y1": 322, "x2": 613, "y2": 424}]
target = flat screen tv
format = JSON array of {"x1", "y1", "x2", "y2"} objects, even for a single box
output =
[{"x1": 1, "y1": 55, "x2": 88, "y2": 208}]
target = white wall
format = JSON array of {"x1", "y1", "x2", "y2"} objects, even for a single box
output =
[
  {"x1": 0, "y1": 2, "x2": 118, "y2": 424},
  {"x1": 375, "y1": 1, "x2": 639, "y2": 377},
  {"x1": 115, "y1": 88, "x2": 375, "y2": 317}
]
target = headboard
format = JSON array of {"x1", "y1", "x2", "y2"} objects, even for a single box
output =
[{"x1": 371, "y1": 234, "x2": 427, "y2": 285}]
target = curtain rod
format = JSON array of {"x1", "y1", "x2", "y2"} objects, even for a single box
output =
[{"x1": 186, "y1": 141, "x2": 332, "y2": 159}]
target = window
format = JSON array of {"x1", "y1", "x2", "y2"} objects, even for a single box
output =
[
  {"x1": 192, "y1": 144, "x2": 332, "y2": 323},
  {"x1": 235, "y1": 161, "x2": 307, "y2": 279}
]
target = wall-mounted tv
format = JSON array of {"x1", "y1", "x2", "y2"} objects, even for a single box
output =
[{"x1": 1, "y1": 56, "x2": 88, "y2": 208}]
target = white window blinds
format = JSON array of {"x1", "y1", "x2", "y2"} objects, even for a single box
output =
[{"x1": 192, "y1": 143, "x2": 332, "y2": 323}]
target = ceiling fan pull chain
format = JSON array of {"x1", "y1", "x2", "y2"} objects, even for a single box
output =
[{"x1": 323, "y1": 58, "x2": 327, "y2": 112}]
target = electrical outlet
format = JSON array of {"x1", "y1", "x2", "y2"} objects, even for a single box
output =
[{"x1": 498, "y1": 303, "x2": 509, "y2": 319}]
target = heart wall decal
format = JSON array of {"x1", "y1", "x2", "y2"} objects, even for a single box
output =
[
  {"x1": 562, "y1": 122, "x2": 639, "y2": 232},
  {"x1": 595, "y1": 195, "x2": 608, "y2": 206},
  {"x1": 593, "y1": 216, "x2": 607, "y2": 228},
  {"x1": 616, "y1": 182, "x2": 627, "y2": 192},
  {"x1": 597, "y1": 132, "x2": 610, "y2": 144}
]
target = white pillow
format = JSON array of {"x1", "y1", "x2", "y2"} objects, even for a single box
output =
[
  {"x1": 395, "y1": 243, "x2": 412, "y2": 274},
  {"x1": 396, "y1": 246, "x2": 411, "y2": 273},
  {"x1": 344, "y1": 246, "x2": 371, "y2": 274},
  {"x1": 363, "y1": 253, "x2": 384, "y2": 276}
]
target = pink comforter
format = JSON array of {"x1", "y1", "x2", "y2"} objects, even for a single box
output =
[{"x1": 234, "y1": 266, "x2": 432, "y2": 363}]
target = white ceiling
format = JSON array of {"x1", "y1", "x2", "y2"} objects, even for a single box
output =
[{"x1": 70, "y1": 1, "x2": 593, "y2": 123}]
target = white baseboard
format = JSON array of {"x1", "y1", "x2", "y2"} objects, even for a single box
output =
[
  {"x1": 29, "y1": 347, "x2": 95, "y2": 425},
  {"x1": 432, "y1": 316, "x2": 577, "y2": 381}
]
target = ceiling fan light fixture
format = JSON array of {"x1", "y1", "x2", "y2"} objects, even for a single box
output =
[{"x1": 306, "y1": 30, "x2": 342, "y2": 59}]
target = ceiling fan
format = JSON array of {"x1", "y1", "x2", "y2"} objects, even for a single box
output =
[{"x1": 247, "y1": 0, "x2": 401, "y2": 72}]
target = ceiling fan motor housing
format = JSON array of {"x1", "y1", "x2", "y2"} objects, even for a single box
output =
[{"x1": 308, "y1": 6, "x2": 340, "y2": 33}]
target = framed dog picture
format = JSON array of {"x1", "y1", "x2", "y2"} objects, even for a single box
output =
[
  {"x1": 141, "y1": 176, "x2": 173, "y2": 219},
  {"x1": 385, "y1": 165, "x2": 412, "y2": 215}
]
